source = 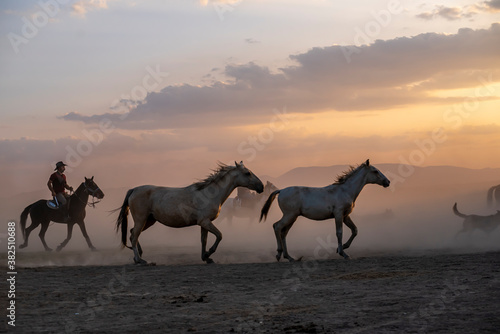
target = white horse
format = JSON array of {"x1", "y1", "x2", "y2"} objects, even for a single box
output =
[
  {"x1": 116, "y1": 162, "x2": 264, "y2": 264},
  {"x1": 217, "y1": 181, "x2": 279, "y2": 224},
  {"x1": 260, "y1": 160, "x2": 390, "y2": 261}
]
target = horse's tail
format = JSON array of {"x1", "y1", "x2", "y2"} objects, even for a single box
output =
[
  {"x1": 487, "y1": 185, "x2": 497, "y2": 208},
  {"x1": 453, "y1": 203, "x2": 468, "y2": 218},
  {"x1": 20, "y1": 203, "x2": 34, "y2": 239},
  {"x1": 115, "y1": 188, "x2": 135, "y2": 249},
  {"x1": 260, "y1": 190, "x2": 280, "y2": 222}
]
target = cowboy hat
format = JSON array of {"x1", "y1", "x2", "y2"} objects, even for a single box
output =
[{"x1": 54, "y1": 161, "x2": 67, "y2": 170}]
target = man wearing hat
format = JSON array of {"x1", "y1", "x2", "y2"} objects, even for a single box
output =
[{"x1": 47, "y1": 161, "x2": 74, "y2": 221}]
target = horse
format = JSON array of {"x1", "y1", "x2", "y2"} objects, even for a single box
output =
[
  {"x1": 453, "y1": 203, "x2": 500, "y2": 237},
  {"x1": 260, "y1": 160, "x2": 390, "y2": 261},
  {"x1": 115, "y1": 161, "x2": 264, "y2": 265},
  {"x1": 19, "y1": 177, "x2": 104, "y2": 252},
  {"x1": 487, "y1": 184, "x2": 500, "y2": 208},
  {"x1": 217, "y1": 181, "x2": 279, "y2": 224}
]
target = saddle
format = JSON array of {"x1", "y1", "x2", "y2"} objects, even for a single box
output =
[{"x1": 47, "y1": 198, "x2": 59, "y2": 210}]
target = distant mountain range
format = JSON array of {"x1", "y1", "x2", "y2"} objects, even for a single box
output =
[{"x1": 265, "y1": 163, "x2": 500, "y2": 189}]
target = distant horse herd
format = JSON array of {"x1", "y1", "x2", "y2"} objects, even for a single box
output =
[{"x1": 18, "y1": 160, "x2": 500, "y2": 265}]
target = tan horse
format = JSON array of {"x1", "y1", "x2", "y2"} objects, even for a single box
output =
[
  {"x1": 217, "y1": 181, "x2": 279, "y2": 224},
  {"x1": 116, "y1": 162, "x2": 264, "y2": 264},
  {"x1": 453, "y1": 203, "x2": 500, "y2": 237},
  {"x1": 487, "y1": 184, "x2": 500, "y2": 208},
  {"x1": 260, "y1": 160, "x2": 390, "y2": 261}
]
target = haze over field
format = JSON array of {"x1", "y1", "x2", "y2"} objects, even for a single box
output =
[{"x1": 1, "y1": 1, "x2": 499, "y2": 259}]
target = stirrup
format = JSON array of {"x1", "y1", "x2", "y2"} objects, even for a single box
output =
[{"x1": 47, "y1": 200, "x2": 59, "y2": 209}]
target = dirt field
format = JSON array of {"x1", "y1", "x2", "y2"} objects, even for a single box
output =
[{"x1": 4, "y1": 246, "x2": 500, "y2": 333}]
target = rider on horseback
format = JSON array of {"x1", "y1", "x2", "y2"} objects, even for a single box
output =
[{"x1": 47, "y1": 161, "x2": 73, "y2": 221}]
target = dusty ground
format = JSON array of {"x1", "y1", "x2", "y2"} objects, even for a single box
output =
[{"x1": 3, "y1": 246, "x2": 500, "y2": 333}]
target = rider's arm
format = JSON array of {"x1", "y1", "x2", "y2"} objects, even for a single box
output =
[
  {"x1": 64, "y1": 183, "x2": 73, "y2": 192},
  {"x1": 47, "y1": 178, "x2": 56, "y2": 196}
]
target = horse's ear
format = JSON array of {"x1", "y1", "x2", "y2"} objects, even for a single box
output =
[
  {"x1": 85, "y1": 177, "x2": 88, "y2": 181},
  {"x1": 365, "y1": 159, "x2": 370, "y2": 166},
  {"x1": 91, "y1": 176, "x2": 94, "y2": 180},
  {"x1": 234, "y1": 161, "x2": 239, "y2": 167}
]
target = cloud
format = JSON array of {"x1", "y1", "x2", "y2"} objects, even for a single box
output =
[
  {"x1": 416, "y1": 1, "x2": 500, "y2": 20},
  {"x1": 71, "y1": 0, "x2": 109, "y2": 18},
  {"x1": 199, "y1": 0, "x2": 241, "y2": 6},
  {"x1": 245, "y1": 38, "x2": 260, "y2": 44},
  {"x1": 60, "y1": 23, "x2": 500, "y2": 129},
  {"x1": 484, "y1": 0, "x2": 500, "y2": 11},
  {"x1": 416, "y1": 5, "x2": 478, "y2": 21}
]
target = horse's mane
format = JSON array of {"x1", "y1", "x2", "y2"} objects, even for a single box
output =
[
  {"x1": 333, "y1": 163, "x2": 366, "y2": 185},
  {"x1": 194, "y1": 163, "x2": 236, "y2": 190},
  {"x1": 70, "y1": 181, "x2": 86, "y2": 198}
]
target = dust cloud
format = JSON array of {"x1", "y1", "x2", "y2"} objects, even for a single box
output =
[{"x1": 2, "y1": 164, "x2": 500, "y2": 267}]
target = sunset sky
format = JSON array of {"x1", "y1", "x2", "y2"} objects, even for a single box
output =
[{"x1": 1, "y1": 0, "x2": 500, "y2": 197}]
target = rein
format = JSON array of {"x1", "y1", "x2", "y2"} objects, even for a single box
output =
[{"x1": 74, "y1": 183, "x2": 102, "y2": 208}]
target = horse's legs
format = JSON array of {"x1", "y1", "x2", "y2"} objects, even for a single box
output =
[
  {"x1": 136, "y1": 217, "x2": 156, "y2": 257},
  {"x1": 38, "y1": 221, "x2": 52, "y2": 252},
  {"x1": 19, "y1": 219, "x2": 40, "y2": 249},
  {"x1": 335, "y1": 216, "x2": 349, "y2": 259},
  {"x1": 342, "y1": 216, "x2": 358, "y2": 250},
  {"x1": 272, "y1": 214, "x2": 297, "y2": 262},
  {"x1": 130, "y1": 228, "x2": 143, "y2": 256},
  {"x1": 56, "y1": 223, "x2": 74, "y2": 252},
  {"x1": 199, "y1": 219, "x2": 222, "y2": 264},
  {"x1": 280, "y1": 219, "x2": 297, "y2": 262},
  {"x1": 129, "y1": 215, "x2": 148, "y2": 265},
  {"x1": 76, "y1": 221, "x2": 97, "y2": 251}
]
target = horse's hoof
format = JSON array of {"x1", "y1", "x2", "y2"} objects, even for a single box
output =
[
  {"x1": 276, "y1": 255, "x2": 281, "y2": 262},
  {"x1": 45, "y1": 248, "x2": 53, "y2": 252},
  {"x1": 19, "y1": 244, "x2": 27, "y2": 249},
  {"x1": 90, "y1": 247, "x2": 98, "y2": 252},
  {"x1": 56, "y1": 247, "x2": 62, "y2": 252},
  {"x1": 205, "y1": 258, "x2": 215, "y2": 264},
  {"x1": 134, "y1": 258, "x2": 148, "y2": 265}
]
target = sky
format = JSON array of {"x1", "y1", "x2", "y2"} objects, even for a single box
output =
[{"x1": 1, "y1": 0, "x2": 500, "y2": 198}]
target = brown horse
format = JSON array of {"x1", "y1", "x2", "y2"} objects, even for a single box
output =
[
  {"x1": 19, "y1": 177, "x2": 104, "y2": 251},
  {"x1": 116, "y1": 162, "x2": 264, "y2": 264},
  {"x1": 453, "y1": 203, "x2": 500, "y2": 237}
]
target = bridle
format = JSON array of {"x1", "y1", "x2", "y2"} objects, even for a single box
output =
[{"x1": 74, "y1": 181, "x2": 103, "y2": 208}]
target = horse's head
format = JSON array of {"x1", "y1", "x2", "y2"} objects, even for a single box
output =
[
  {"x1": 364, "y1": 160, "x2": 390, "y2": 188},
  {"x1": 234, "y1": 161, "x2": 264, "y2": 193},
  {"x1": 84, "y1": 176, "x2": 105, "y2": 199},
  {"x1": 264, "y1": 181, "x2": 279, "y2": 195}
]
